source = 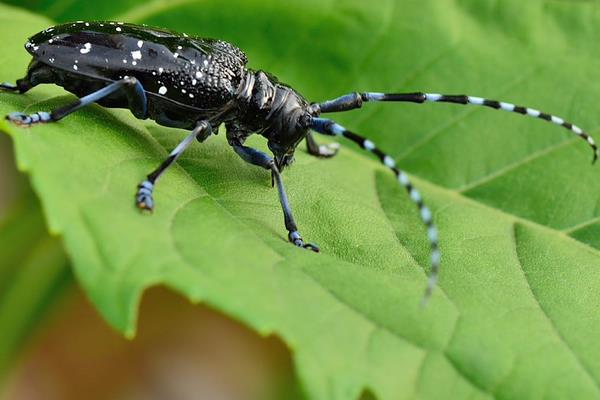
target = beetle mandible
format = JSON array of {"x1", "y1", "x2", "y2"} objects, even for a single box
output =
[{"x1": 2, "y1": 21, "x2": 598, "y2": 303}]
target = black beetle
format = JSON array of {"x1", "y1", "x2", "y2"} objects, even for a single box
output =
[{"x1": 2, "y1": 21, "x2": 598, "y2": 302}]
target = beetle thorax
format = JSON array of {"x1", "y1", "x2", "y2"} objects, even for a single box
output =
[{"x1": 233, "y1": 70, "x2": 312, "y2": 166}]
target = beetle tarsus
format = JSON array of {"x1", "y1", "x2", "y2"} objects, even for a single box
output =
[
  {"x1": 313, "y1": 143, "x2": 340, "y2": 158},
  {"x1": 306, "y1": 132, "x2": 340, "y2": 158},
  {"x1": 0, "y1": 82, "x2": 19, "y2": 92},
  {"x1": 6, "y1": 111, "x2": 51, "y2": 127},
  {"x1": 288, "y1": 231, "x2": 320, "y2": 253},
  {"x1": 135, "y1": 180, "x2": 155, "y2": 212}
]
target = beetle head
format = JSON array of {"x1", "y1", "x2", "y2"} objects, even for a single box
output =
[
  {"x1": 267, "y1": 108, "x2": 313, "y2": 171},
  {"x1": 268, "y1": 135, "x2": 301, "y2": 171}
]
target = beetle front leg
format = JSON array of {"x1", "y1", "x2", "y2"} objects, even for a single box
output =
[
  {"x1": 136, "y1": 120, "x2": 212, "y2": 211},
  {"x1": 305, "y1": 131, "x2": 339, "y2": 158},
  {"x1": 231, "y1": 143, "x2": 319, "y2": 252}
]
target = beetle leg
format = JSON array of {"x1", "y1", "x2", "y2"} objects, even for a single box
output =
[
  {"x1": 135, "y1": 120, "x2": 212, "y2": 211},
  {"x1": 1, "y1": 63, "x2": 59, "y2": 94},
  {"x1": 231, "y1": 143, "x2": 319, "y2": 252},
  {"x1": 305, "y1": 131, "x2": 339, "y2": 158},
  {"x1": 0, "y1": 83, "x2": 17, "y2": 91},
  {"x1": 0, "y1": 78, "x2": 34, "y2": 93},
  {"x1": 6, "y1": 77, "x2": 147, "y2": 127}
]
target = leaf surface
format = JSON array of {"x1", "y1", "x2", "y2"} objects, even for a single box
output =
[{"x1": 2, "y1": 1, "x2": 600, "y2": 399}]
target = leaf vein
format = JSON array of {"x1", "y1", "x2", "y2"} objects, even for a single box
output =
[{"x1": 511, "y1": 222, "x2": 600, "y2": 394}]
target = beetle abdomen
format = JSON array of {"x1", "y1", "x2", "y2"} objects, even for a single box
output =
[{"x1": 26, "y1": 21, "x2": 248, "y2": 110}]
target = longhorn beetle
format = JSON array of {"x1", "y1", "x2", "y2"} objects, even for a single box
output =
[{"x1": 2, "y1": 21, "x2": 598, "y2": 303}]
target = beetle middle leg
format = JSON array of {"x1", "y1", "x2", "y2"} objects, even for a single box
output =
[
  {"x1": 231, "y1": 143, "x2": 319, "y2": 252},
  {"x1": 5, "y1": 77, "x2": 147, "y2": 126},
  {"x1": 136, "y1": 121, "x2": 212, "y2": 211}
]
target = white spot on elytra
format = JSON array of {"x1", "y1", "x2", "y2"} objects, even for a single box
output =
[
  {"x1": 80, "y1": 42, "x2": 92, "y2": 54},
  {"x1": 152, "y1": 71, "x2": 156, "y2": 76},
  {"x1": 191, "y1": 79, "x2": 197, "y2": 85},
  {"x1": 85, "y1": 22, "x2": 90, "y2": 26},
  {"x1": 195, "y1": 71, "x2": 203, "y2": 79},
  {"x1": 181, "y1": 89, "x2": 186, "y2": 93},
  {"x1": 158, "y1": 86, "x2": 167, "y2": 95},
  {"x1": 189, "y1": 93, "x2": 194, "y2": 98},
  {"x1": 122, "y1": 59, "x2": 127, "y2": 63},
  {"x1": 116, "y1": 27, "x2": 122, "y2": 32},
  {"x1": 203, "y1": 59, "x2": 208, "y2": 66},
  {"x1": 73, "y1": 64, "x2": 78, "y2": 70},
  {"x1": 49, "y1": 57, "x2": 55, "y2": 63},
  {"x1": 131, "y1": 50, "x2": 142, "y2": 60},
  {"x1": 173, "y1": 52, "x2": 179, "y2": 58},
  {"x1": 158, "y1": 67, "x2": 164, "y2": 74},
  {"x1": 132, "y1": 61, "x2": 137, "y2": 66},
  {"x1": 177, "y1": 45, "x2": 182, "y2": 50},
  {"x1": 48, "y1": 39, "x2": 53, "y2": 43},
  {"x1": 137, "y1": 40, "x2": 143, "y2": 48}
]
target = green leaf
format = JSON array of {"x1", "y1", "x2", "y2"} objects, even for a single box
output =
[{"x1": 2, "y1": 1, "x2": 600, "y2": 399}]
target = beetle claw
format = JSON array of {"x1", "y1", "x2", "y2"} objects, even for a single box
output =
[
  {"x1": 318, "y1": 142, "x2": 340, "y2": 158},
  {"x1": 303, "y1": 242, "x2": 320, "y2": 252},
  {"x1": 288, "y1": 231, "x2": 320, "y2": 253}
]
